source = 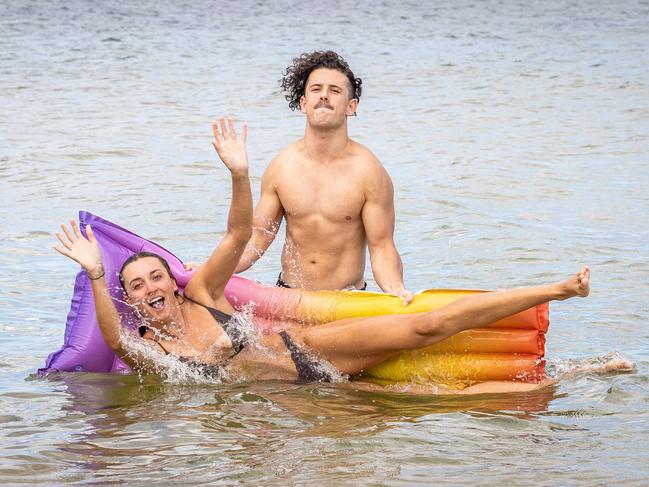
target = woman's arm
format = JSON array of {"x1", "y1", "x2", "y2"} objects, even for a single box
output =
[
  {"x1": 185, "y1": 117, "x2": 253, "y2": 302},
  {"x1": 54, "y1": 221, "x2": 126, "y2": 354}
]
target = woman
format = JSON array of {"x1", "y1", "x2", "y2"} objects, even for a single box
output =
[{"x1": 54, "y1": 117, "x2": 593, "y2": 391}]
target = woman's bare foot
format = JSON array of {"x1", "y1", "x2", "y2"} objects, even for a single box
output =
[
  {"x1": 559, "y1": 266, "x2": 590, "y2": 300},
  {"x1": 553, "y1": 352, "x2": 635, "y2": 378}
]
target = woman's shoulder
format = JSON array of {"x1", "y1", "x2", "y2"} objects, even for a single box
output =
[{"x1": 183, "y1": 289, "x2": 234, "y2": 319}]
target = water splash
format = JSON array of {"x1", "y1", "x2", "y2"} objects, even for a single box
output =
[
  {"x1": 120, "y1": 332, "x2": 228, "y2": 385},
  {"x1": 115, "y1": 304, "x2": 262, "y2": 385},
  {"x1": 545, "y1": 352, "x2": 635, "y2": 380},
  {"x1": 244, "y1": 224, "x2": 277, "y2": 261},
  {"x1": 280, "y1": 236, "x2": 306, "y2": 289},
  {"x1": 116, "y1": 302, "x2": 347, "y2": 385}
]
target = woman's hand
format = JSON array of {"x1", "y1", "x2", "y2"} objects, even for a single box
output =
[
  {"x1": 211, "y1": 116, "x2": 249, "y2": 175},
  {"x1": 53, "y1": 220, "x2": 103, "y2": 276}
]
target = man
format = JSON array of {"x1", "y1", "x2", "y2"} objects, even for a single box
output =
[{"x1": 236, "y1": 50, "x2": 412, "y2": 304}]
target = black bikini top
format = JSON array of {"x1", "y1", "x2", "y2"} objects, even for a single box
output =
[{"x1": 138, "y1": 293, "x2": 247, "y2": 355}]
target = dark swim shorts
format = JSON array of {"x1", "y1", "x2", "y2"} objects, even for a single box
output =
[{"x1": 276, "y1": 273, "x2": 367, "y2": 290}]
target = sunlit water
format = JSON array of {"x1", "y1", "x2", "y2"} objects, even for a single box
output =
[{"x1": 1, "y1": 0, "x2": 648, "y2": 485}]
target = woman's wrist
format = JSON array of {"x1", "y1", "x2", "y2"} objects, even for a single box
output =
[
  {"x1": 230, "y1": 167, "x2": 249, "y2": 179},
  {"x1": 87, "y1": 264, "x2": 105, "y2": 280}
]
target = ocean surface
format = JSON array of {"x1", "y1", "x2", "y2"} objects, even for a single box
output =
[{"x1": 1, "y1": 0, "x2": 648, "y2": 485}]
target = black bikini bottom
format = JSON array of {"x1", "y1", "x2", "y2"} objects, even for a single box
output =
[
  {"x1": 278, "y1": 331, "x2": 337, "y2": 383},
  {"x1": 177, "y1": 356, "x2": 225, "y2": 379}
]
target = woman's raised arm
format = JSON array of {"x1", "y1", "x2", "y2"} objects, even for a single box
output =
[
  {"x1": 186, "y1": 117, "x2": 253, "y2": 302},
  {"x1": 53, "y1": 220, "x2": 124, "y2": 353}
]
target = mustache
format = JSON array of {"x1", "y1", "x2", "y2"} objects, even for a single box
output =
[{"x1": 315, "y1": 100, "x2": 333, "y2": 109}]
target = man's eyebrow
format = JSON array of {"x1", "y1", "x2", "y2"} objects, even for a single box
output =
[{"x1": 308, "y1": 82, "x2": 344, "y2": 90}]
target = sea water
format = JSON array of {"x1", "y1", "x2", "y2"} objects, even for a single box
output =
[{"x1": 1, "y1": 0, "x2": 648, "y2": 484}]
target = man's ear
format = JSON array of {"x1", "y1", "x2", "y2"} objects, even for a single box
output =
[
  {"x1": 346, "y1": 98, "x2": 359, "y2": 117},
  {"x1": 299, "y1": 95, "x2": 307, "y2": 114}
]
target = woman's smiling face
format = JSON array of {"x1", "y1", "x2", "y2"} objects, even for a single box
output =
[{"x1": 122, "y1": 256, "x2": 178, "y2": 322}]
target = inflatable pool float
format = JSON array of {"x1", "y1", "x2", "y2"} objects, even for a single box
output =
[{"x1": 39, "y1": 211, "x2": 549, "y2": 385}]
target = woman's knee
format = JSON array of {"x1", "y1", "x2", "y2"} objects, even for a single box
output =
[{"x1": 412, "y1": 310, "x2": 448, "y2": 339}]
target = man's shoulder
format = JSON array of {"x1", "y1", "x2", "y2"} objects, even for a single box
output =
[
  {"x1": 267, "y1": 140, "x2": 303, "y2": 168},
  {"x1": 349, "y1": 139, "x2": 377, "y2": 160},
  {"x1": 348, "y1": 140, "x2": 389, "y2": 177},
  {"x1": 261, "y1": 141, "x2": 302, "y2": 180}
]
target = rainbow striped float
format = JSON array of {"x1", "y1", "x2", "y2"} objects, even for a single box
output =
[{"x1": 40, "y1": 211, "x2": 548, "y2": 386}]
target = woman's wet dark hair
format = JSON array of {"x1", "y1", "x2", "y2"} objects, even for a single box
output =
[
  {"x1": 119, "y1": 251, "x2": 176, "y2": 294},
  {"x1": 281, "y1": 50, "x2": 363, "y2": 111}
]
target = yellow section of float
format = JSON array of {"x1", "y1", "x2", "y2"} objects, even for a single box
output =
[
  {"x1": 362, "y1": 352, "x2": 545, "y2": 387},
  {"x1": 295, "y1": 288, "x2": 548, "y2": 331}
]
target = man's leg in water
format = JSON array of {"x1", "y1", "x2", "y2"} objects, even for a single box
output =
[{"x1": 295, "y1": 268, "x2": 591, "y2": 376}]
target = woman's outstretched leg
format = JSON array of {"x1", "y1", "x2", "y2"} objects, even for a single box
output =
[
  {"x1": 414, "y1": 266, "x2": 590, "y2": 342},
  {"x1": 294, "y1": 267, "x2": 590, "y2": 375}
]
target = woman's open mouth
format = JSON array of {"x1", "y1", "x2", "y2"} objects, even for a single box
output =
[{"x1": 148, "y1": 296, "x2": 165, "y2": 310}]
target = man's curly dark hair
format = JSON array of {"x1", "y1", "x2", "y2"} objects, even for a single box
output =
[{"x1": 281, "y1": 50, "x2": 363, "y2": 111}]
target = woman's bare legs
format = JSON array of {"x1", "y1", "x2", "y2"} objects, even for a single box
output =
[{"x1": 293, "y1": 267, "x2": 591, "y2": 375}]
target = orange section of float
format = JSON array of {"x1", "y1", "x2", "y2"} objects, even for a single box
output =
[
  {"x1": 420, "y1": 328, "x2": 545, "y2": 355},
  {"x1": 224, "y1": 275, "x2": 549, "y2": 384}
]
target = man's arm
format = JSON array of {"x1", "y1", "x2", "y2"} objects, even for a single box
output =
[
  {"x1": 235, "y1": 159, "x2": 285, "y2": 273},
  {"x1": 362, "y1": 164, "x2": 413, "y2": 305}
]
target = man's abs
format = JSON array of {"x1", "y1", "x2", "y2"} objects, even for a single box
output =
[{"x1": 279, "y1": 230, "x2": 366, "y2": 290}]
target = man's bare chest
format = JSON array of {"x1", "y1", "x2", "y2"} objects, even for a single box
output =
[{"x1": 276, "y1": 170, "x2": 366, "y2": 220}]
